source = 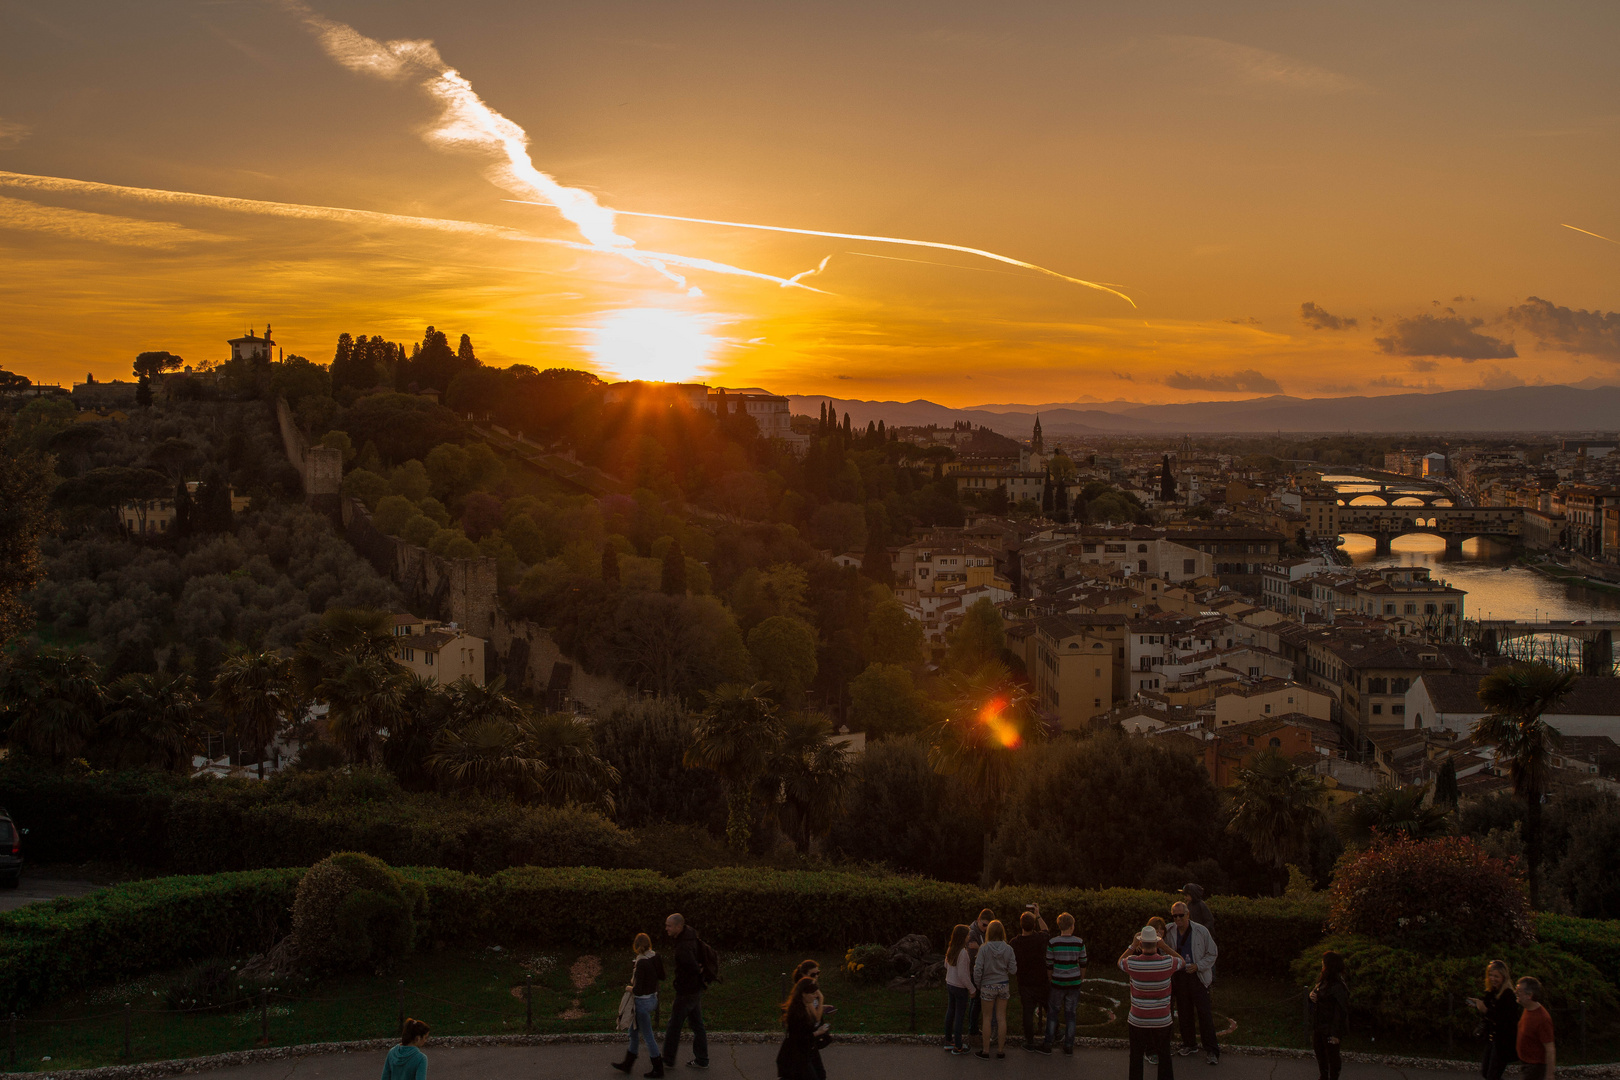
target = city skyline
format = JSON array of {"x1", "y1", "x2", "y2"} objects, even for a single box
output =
[{"x1": 2, "y1": 0, "x2": 1618, "y2": 402}]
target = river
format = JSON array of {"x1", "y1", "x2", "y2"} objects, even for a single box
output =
[{"x1": 1320, "y1": 474, "x2": 1620, "y2": 623}]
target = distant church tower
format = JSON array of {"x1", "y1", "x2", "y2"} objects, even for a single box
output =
[{"x1": 1032, "y1": 414, "x2": 1044, "y2": 455}]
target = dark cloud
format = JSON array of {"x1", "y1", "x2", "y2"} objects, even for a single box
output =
[
  {"x1": 1504, "y1": 296, "x2": 1620, "y2": 360},
  {"x1": 1164, "y1": 369, "x2": 1283, "y2": 394},
  {"x1": 1406, "y1": 358, "x2": 1438, "y2": 372},
  {"x1": 1368, "y1": 376, "x2": 1435, "y2": 390},
  {"x1": 1373, "y1": 314, "x2": 1516, "y2": 360},
  {"x1": 1299, "y1": 301, "x2": 1356, "y2": 330}
]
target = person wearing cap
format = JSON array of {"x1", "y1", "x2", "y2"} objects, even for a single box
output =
[
  {"x1": 1181, "y1": 885, "x2": 1214, "y2": 932},
  {"x1": 1166, "y1": 901, "x2": 1220, "y2": 1064},
  {"x1": 1119, "y1": 924, "x2": 1185, "y2": 1080}
]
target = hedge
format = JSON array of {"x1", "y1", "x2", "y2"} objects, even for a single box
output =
[
  {"x1": 1536, "y1": 912, "x2": 1620, "y2": 987},
  {"x1": 0, "y1": 761, "x2": 631, "y2": 875},
  {"x1": 0, "y1": 864, "x2": 1326, "y2": 1012}
]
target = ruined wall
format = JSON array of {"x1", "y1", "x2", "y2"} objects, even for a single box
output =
[
  {"x1": 342, "y1": 497, "x2": 498, "y2": 640},
  {"x1": 490, "y1": 609, "x2": 631, "y2": 713}
]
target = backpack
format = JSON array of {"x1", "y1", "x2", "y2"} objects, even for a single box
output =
[{"x1": 698, "y1": 936, "x2": 722, "y2": 985}]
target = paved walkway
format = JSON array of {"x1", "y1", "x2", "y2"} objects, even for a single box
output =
[
  {"x1": 0, "y1": 876, "x2": 101, "y2": 912},
  {"x1": 163, "y1": 1042, "x2": 1483, "y2": 1080}
]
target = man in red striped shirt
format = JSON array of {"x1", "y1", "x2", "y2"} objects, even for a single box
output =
[{"x1": 1119, "y1": 925, "x2": 1185, "y2": 1080}]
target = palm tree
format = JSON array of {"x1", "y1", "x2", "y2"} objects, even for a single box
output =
[
  {"x1": 104, "y1": 672, "x2": 202, "y2": 771},
  {"x1": 212, "y1": 652, "x2": 300, "y2": 779},
  {"x1": 1337, "y1": 783, "x2": 1452, "y2": 847},
  {"x1": 1474, "y1": 662, "x2": 1577, "y2": 906},
  {"x1": 0, "y1": 647, "x2": 105, "y2": 765},
  {"x1": 318, "y1": 654, "x2": 409, "y2": 765},
  {"x1": 1226, "y1": 750, "x2": 1327, "y2": 893},
  {"x1": 519, "y1": 712, "x2": 621, "y2": 813},
  {"x1": 929, "y1": 661, "x2": 1040, "y2": 882},
  {"x1": 772, "y1": 712, "x2": 853, "y2": 853},
  {"x1": 426, "y1": 718, "x2": 544, "y2": 798},
  {"x1": 293, "y1": 608, "x2": 398, "y2": 693},
  {"x1": 686, "y1": 682, "x2": 784, "y2": 852}
]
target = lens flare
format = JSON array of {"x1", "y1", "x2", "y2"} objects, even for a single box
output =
[
  {"x1": 976, "y1": 698, "x2": 1023, "y2": 750},
  {"x1": 589, "y1": 308, "x2": 720, "y2": 383}
]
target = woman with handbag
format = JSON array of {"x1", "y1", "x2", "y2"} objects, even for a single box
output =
[
  {"x1": 776, "y1": 975, "x2": 832, "y2": 1080},
  {"x1": 611, "y1": 933, "x2": 667, "y2": 1078},
  {"x1": 1308, "y1": 951, "x2": 1350, "y2": 1080},
  {"x1": 1467, "y1": 960, "x2": 1521, "y2": 1080}
]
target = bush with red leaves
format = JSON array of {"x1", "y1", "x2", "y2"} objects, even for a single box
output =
[{"x1": 1327, "y1": 835, "x2": 1532, "y2": 955}]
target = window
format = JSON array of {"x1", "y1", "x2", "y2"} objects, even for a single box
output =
[
  {"x1": 1269, "y1": 737, "x2": 1282, "y2": 748},
  {"x1": 1425, "y1": 603, "x2": 1437, "y2": 615},
  {"x1": 1138, "y1": 544, "x2": 1148, "y2": 553},
  {"x1": 1264, "y1": 704, "x2": 1272, "y2": 714},
  {"x1": 1384, "y1": 603, "x2": 1395, "y2": 615},
  {"x1": 1371, "y1": 704, "x2": 1383, "y2": 715},
  {"x1": 1444, "y1": 603, "x2": 1456, "y2": 614},
  {"x1": 1094, "y1": 698, "x2": 1102, "y2": 708},
  {"x1": 426, "y1": 652, "x2": 435, "y2": 666},
  {"x1": 1391, "y1": 704, "x2": 1405, "y2": 716},
  {"x1": 1183, "y1": 559, "x2": 1196, "y2": 573}
]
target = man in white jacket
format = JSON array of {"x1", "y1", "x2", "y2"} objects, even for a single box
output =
[{"x1": 1166, "y1": 902, "x2": 1220, "y2": 1064}]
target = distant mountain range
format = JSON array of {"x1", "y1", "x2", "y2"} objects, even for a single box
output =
[{"x1": 787, "y1": 384, "x2": 1620, "y2": 436}]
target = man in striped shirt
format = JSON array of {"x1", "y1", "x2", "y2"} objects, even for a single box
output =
[
  {"x1": 1119, "y1": 924, "x2": 1185, "y2": 1080},
  {"x1": 1045, "y1": 913, "x2": 1089, "y2": 1054}
]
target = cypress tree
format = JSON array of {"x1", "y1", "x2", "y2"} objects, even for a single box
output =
[
  {"x1": 660, "y1": 540, "x2": 687, "y2": 595},
  {"x1": 1435, "y1": 757, "x2": 1460, "y2": 808}
]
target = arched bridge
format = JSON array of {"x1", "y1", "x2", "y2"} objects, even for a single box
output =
[
  {"x1": 1337, "y1": 506, "x2": 1521, "y2": 553},
  {"x1": 1335, "y1": 485, "x2": 1452, "y2": 507},
  {"x1": 1467, "y1": 619, "x2": 1620, "y2": 676}
]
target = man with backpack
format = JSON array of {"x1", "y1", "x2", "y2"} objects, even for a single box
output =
[{"x1": 661, "y1": 913, "x2": 716, "y2": 1070}]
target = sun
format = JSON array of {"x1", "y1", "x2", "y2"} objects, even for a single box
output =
[{"x1": 588, "y1": 307, "x2": 720, "y2": 383}]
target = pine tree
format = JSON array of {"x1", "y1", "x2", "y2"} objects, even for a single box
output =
[
  {"x1": 457, "y1": 334, "x2": 478, "y2": 367},
  {"x1": 819, "y1": 402, "x2": 828, "y2": 434},
  {"x1": 1435, "y1": 756, "x2": 1460, "y2": 808},
  {"x1": 877, "y1": 420, "x2": 886, "y2": 442},
  {"x1": 842, "y1": 412, "x2": 852, "y2": 438},
  {"x1": 660, "y1": 540, "x2": 687, "y2": 595},
  {"x1": 601, "y1": 542, "x2": 620, "y2": 584}
]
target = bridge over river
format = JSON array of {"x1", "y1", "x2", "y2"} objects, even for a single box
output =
[
  {"x1": 1465, "y1": 617, "x2": 1619, "y2": 674},
  {"x1": 1338, "y1": 505, "x2": 1522, "y2": 554}
]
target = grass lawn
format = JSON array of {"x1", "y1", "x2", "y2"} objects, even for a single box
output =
[{"x1": 6, "y1": 948, "x2": 1616, "y2": 1073}]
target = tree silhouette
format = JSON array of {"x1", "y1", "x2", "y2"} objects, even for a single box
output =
[
  {"x1": 0, "y1": 647, "x2": 105, "y2": 765},
  {"x1": 1226, "y1": 750, "x2": 1327, "y2": 892},
  {"x1": 103, "y1": 672, "x2": 201, "y2": 772},
  {"x1": 686, "y1": 682, "x2": 784, "y2": 852},
  {"x1": 0, "y1": 414, "x2": 56, "y2": 644},
  {"x1": 212, "y1": 651, "x2": 300, "y2": 779},
  {"x1": 1337, "y1": 783, "x2": 1452, "y2": 847},
  {"x1": 1474, "y1": 663, "x2": 1577, "y2": 906},
  {"x1": 771, "y1": 712, "x2": 853, "y2": 853},
  {"x1": 661, "y1": 539, "x2": 687, "y2": 595}
]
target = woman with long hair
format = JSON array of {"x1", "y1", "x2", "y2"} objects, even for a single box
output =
[
  {"x1": 381, "y1": 1019, "x2": 430, "y2": 1080},
  {"x1": 776, "y1": 975, "x2": 831, "y2": 1080},
  {"x1": 972, "y1": 919, "x2": 1017, "y2": 1059},
  {"x1": 1468, "y1": 960, "x2": 1521, "y2": 1080},
  {"x1": 1308, "y1": 951, "x2": 1350, "y2": 1080},
  {"x1": 611, "y1": 932, "x2": 667, "y2": 1078},
  {"x1": 943, "y1": 924, "x2": 974, "y2": 1055}
]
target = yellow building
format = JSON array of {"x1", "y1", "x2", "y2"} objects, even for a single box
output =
[
  {"x1": 391, "y1": 612, "x2": 486, "y2": 685},
  {"x1": 1210, "y1": 679, "x2": 1333, "y2": 729},
  {"x1": 1026, "y1": 615, "x2": 1116, "y2": 729}
]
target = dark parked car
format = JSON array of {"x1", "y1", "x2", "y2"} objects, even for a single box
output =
[{"x1": 0, "y1": 809, "x2": 22, "y2": 888}]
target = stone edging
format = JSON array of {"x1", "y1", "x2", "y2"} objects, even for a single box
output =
[{"x1": 24, "y1": 1032, "x2": 1620, "y2": 1080}]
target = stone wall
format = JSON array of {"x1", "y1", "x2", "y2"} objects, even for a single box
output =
[
  {"x1": 342, "y1": 496, "x2": 498, "y2": 640},
  {"x1": 489, "y1": 609, "x2": 631, "y2": 713},
  {"x1": 274, "y1": 396, "x2": 343, "y2": 520}
]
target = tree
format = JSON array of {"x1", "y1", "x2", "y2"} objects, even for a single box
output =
[
  {"x1": 0, "y1": 367, "x2": 31, "y2": 394},
  {"x1": 212, "y1": 651, "x2": 300, "y2": 779},
  {"x1": 0, "y1": 646, "x2": 105, "y2": 764},
  {"x1": 0, "y1": 414, "x2": 56, "y2": 644},
  {"x1": 945, "y1": 597, "x2": 1004, "y2": 671},
  {"x1": 427, "y1": 717, "x2": 544, "y2": 799},
  {"x1": 660, "y1": 539, "x2": 688, "y2": 595},
  {"x1": 53, "y1": 466, "x2": 168, "y2": 533},
  {"x1": 772, "y1": 712, "x2": 853, "y2": 852},
  {"x1": 988, "y1": 732, "x2": 1221, "y2": 888},
  {"x1": 849, "y1": 662, "x2": 932, "y2": 739},
  {"x1": 1226, "y1": 750, "x2": 1327, "y2": 892},
  {"x1": 865, "y1": 598, "x2": 924, "y2": 667},
  {"x1": 746, "y1": 615, "x2": 819, "y2": 704},
  {"x1": 294, "y1": 608, "x2": 398, "y2": 693},
  {"x1": 102, "y1": 672, "x2": 201, "y2": 771},
  {"x1": 601, "y1": 542, "x2": 620, "y2": 584},
  {"x1": 1338, "y1": 784, "x2": 1453, "y2": 847},
  {"x1": 1474, "y1": 663, "x2": 1578, "y2": 906},
  {"x1": 827, "y1": 736, "x2": 986, "y2": 882},
  {"x1": 686, "y1": 682, "x2": 785, "y2": 852},
  {"x1": 1434, "y1": 758, "x2": 1460, "y2": 809},
  {"x1": 519, "y1": 711, "x2": 621, "y2": 813},
  {"x1": 929, "y1": 661, "x2": 1041, "y2": 882},
  {"x1": 132, "y1": 351, "x2": 183, "y2": 407},
  {"x1": 318, "y1": 654, "x2": 409, "y2": 764}
]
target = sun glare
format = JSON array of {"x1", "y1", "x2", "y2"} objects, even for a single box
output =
[{"x1": 588, "y1": 307, "x2": 720, "y2": 383}]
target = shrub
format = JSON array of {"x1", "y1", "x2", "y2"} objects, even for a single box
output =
[
  {"x1": 1327, "y1": 835, "x2": 1531, "y2": 955},
  {"x1": 1536, "y1": 912, "x2": 1620, "y2": 987},
  {"x1": 1290, "y1": 934, "x2": 1617, "y2": 1038},
  {"x1": 292, "y1": 853, "x2": 426, "y2": 975},
  {"x1": 842, "y1": 944, "x2": 891, "y2": 984}
]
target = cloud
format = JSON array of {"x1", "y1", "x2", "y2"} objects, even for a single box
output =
[
  {"x1": 1164, "y1": 36, "x2": 1363, "y2": 95},
  {"x1": 0, "y1": 195, "x2": 225, "y2": 248},
  {"x1": 1503, "y1": 296, "x2": 1620, "y2": 361},
  {"x1": 0, "y1": 119, "x2": 27, "y2": 148},
  {"x1": 1406, "y1": 358, "x2": 1438, "y2": 372},
  {"x1": 1373, "y1": 314, "x2": 1516, "y2": 360},
  {"x1": 1164, "y1": 369, "x2": 1283, "y2": 394},
  {"x1": 1367, "y1": 376, "x2": 1436, "y2": 390},
  {"x1": 1475, "y1": 366, "x2": 1528, "y2": 390},
  {"x1": 1300, "y1": 301, "x2": 1357, "y2": 331}
]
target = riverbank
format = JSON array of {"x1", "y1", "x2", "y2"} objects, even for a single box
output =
[{"x1": 1521, "y1": 555, "x2": 1620, "y2": 596}]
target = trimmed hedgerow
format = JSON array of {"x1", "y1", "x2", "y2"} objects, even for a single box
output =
[
  {"x1": 1291, "y1": 934, "x2": 1617, "y2": 1038},
  {"x1": 1536, "y1": 912, "x2": 1620, "y2": 987}
]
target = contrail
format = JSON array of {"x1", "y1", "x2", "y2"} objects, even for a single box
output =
[
  {"x1": 601, "y1": 207, "x2": 1136, "y2": 306},
  {"x1": 0, "y1": 170, "x2": 822, "y2": 291},
  {"x1": 786, "y1": 254, "x2": 832, "y2": 287},
  {"x1": 1563, "y1": 223, "x2": 1620, "y2": 245}
]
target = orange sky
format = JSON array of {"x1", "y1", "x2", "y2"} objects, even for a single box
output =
[{"x1": 1, "y1": 1, "x2": 1617, "y2": 405}]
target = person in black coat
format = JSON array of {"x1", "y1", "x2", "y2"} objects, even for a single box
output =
[
  {"x1": 612, "y1": 932, "x2": 667, "y2": 1078},
  {"x1": 776, "y1": 976, "x2": 831, "y2": 1080},
  {"x1": 1468, "y1": 960, "x2": 1522, "y2": 1080},
  {"x1": 1308, "y1": 951, "x2": 1350, "y2": 1080}
]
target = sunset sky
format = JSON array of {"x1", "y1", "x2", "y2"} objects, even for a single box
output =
[{"x1": 2, "y1": 0, "x2": 1617, "y2": 405}]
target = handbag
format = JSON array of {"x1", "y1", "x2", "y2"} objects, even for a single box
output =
[{"x1": 616, "y1": 989, "x2": 635, "y2": 1031}]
